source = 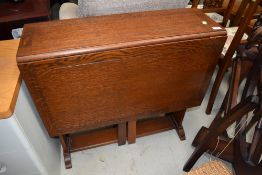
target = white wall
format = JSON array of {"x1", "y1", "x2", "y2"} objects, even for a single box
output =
[{"x1": 0, "y1": 82, "x2": 61, "y2": 175}]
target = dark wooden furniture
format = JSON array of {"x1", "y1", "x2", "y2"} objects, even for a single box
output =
[
  {"x1": 0, "y1": 0, "x2": 50, "y2": 40},
  {"x1": 231, "y1": 0, "x2": 262, "y2": 26},
  {"x1": 192, "y1": 0, "x2": 236, "y2": 27},
  {"x1": 205, "y1": 0, "x2": 261, "y2": 114},
  {"x1": 17, "y1": 8, "x2": 226, "y2": 168},
  {"x1": 192, "y1": 0, "x2": 262, "y2": 26},
  {"x1": 184, "y1": 15, "x2": 262, "y2": 175}
]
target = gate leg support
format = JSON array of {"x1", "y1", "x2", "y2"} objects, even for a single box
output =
[
  {"x1": 128, "y1": 120, "x2": 136, "y2": 144},
  {"x1": 60, "y1": 135, "x2": 72, "y2": 169},
  {"x1": 170, "y1": 110, "x2": 186, "y2": 141},
  {"x1": 118, "y1": 122, "x2": 127, "y2": 146}
]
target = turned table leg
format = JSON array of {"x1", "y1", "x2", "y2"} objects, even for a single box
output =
[
  {"x1": 59, "y1": 135, "x2": 72, "y2": 169},
  {"x1": 128, "y1": 120, "x2": 136, "y2": 144},
  {"x1": 118, "y1": 122, "x2": 127, "y2": 146}
]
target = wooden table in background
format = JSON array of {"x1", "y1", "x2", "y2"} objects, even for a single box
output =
[{"x1": 0, "y1": 0, "x2": 49, "y2": 40}]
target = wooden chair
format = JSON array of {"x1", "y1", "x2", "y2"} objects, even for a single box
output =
[
  {"x1": 208, "y1": 13, "x2": 262, "y2": 157},
  {"x1": 190, "y1": 0, "x2": 236, "y2": 26},
  {"x1": 229, "y1": 0, "x2": 262, "y2": 26},
  {"x1": 183, "y1": 16, "x2": 262, "y2": 175},
  {"x1": 190, "y1": 0, "x2": 256, "y2": 65},
  {"x1": 190, "y1": 0, "x2": 262, "y2": 26},
  {"x1": 205, "y1": 0, "x2": 261, "y2": 114}
]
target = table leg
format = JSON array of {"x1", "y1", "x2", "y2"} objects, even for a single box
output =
[
  {"x1": 59, "y1": 135, "x2": 72, "y2": 169},
  {"x1": 171, "y1": 110, "x2": 186, "y2": 141},
  {"x1": 128, "y1": 120, "x2": 136, "y2": 144},
  {"x1": 118, "y1": 122, "x2": 127, "y2": 146}
]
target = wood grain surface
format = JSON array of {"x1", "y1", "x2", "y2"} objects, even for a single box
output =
[
  {"x1": 0, "y1": 39, "x2": 21, "y2": 119},
  {"x1": 17, "y1": 9, "x2": 227, "y2": 137},
  {"x1": 17, "y1": 8, "x2": 226, "y2": 62},
  {"x1": 19, "y1": 36, "x2": 226, "y2": 136}
]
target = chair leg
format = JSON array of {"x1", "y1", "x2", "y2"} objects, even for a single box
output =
[
  {"x1": 209, "y1": 58, "x2": 254, "y2": 129},
  {"x1": 221, "y1": 0, "x2": 236, "y2": 27},
  {"x1": 225, "y1": 58, "x2": 241, "y2": 114},
  {"x1": 231, "y1": 0, "x2": 249, "y2": 26},
  {"x1": 206, "y1": 63, "x2": 228, "y2": 114},
  {"x1": 183, "y1": 96, "x2": 257, "y2": 172},
  {"x1": 244, "y1": 114, "x2": 261, "y2": 134},
  {"x1": 241, "y1": 63, "x2": 260, "y2": 100}
]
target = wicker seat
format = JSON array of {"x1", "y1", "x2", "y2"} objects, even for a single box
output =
[{"x1": 185, "y1": 161, "x2": 232, "y2": 175}]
